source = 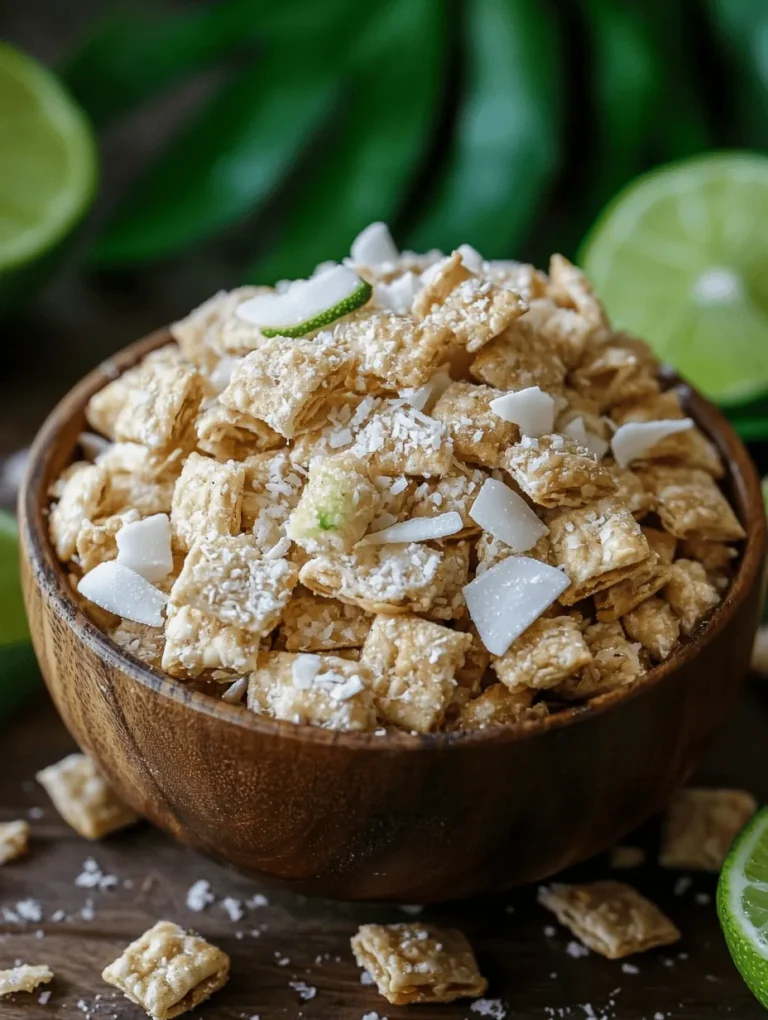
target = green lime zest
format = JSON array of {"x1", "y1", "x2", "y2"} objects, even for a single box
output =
[{"x1": 261, "y1": 278, "x2": 372, "y2": 338}]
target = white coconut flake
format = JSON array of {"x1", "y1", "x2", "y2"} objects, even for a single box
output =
[
  {"x1": 221, "y1": 677, "x2": 248, "y2": 704},
  {"x1": 610, "y1": 418, "x2": 694, "y2": 468},
  {"x1": 469, "y1": 478, "x2": 548, "y2": 551},
  {"x1": 292, "y1": 654, "x2": 323, "y2": 689},
  {"x1": 399, "y1": 363, "x2": 452, "y2": 413},
  {"x1": 115, "y1": 513, "x2": 173, "y2": 582},
  {"x1": 457, "y1": 243, "x2": 484, "y2": 273},
  {"x1": 78, "y1": 562, "x2": 168, "y2": 627},
  {"x1": 490, "y1": 387, "x2": 555, "y2": 437},
  {"x1": 237, "y1": 265, "x2": 365, "y2": 328},
  {"x1": 563, "y1": 416, "x2": 610, "y2": 461},
  {"x1": 350, "y1": 221, "x2": 399, "y2": 266},
  {"x1": 358, "y1": 511, "x2": 463, "y2": 546},
  {"x1": 375, "y1": 271, "x2": 422, "y2": 314},
  {"x1": 78, "y1": 432, "x2": 111, "y2": 461},
  {"x1": 209, "y1": 356, "x2": 241, "y2": 393},
  {"x1": 463, "y1": 555, "x2": 570, "y2": 656}
]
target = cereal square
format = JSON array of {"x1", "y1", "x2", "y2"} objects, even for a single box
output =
[
  {"x1": 470, "y1": 322, "x2": 566, "y2": 393},
  {"x1": 556, "y1": 621, "x2": 643, "y2": 699},
  {"x1": 431, "y1": 382, "x2": 519, "y2": 467},
  {"x1": 404, "y1": 467, "x2": 487, "y2": 535},
  {"x1": 278, "y1": 593, "x2": 372, "y2": 652},
  {"x1": 170, "y1": 452, "x2": 245, "y2": 552},
  {"x1": 351, "y1": 403, "x2": 454, "y2": 477},
  {"x1": 455, "y1": 685, "x2": 547, "y2": 730},
  {"x1": 114, "y1": 358, "x2": 202, "y2": 451},
  {"x1": 220, "y1": 334, "x2": 354, "y2": 438},
  {"x1": 642, "y1": 525, "x2": 677, "y2": 565},
  {"x1": 659, "y1": 787, "x2": 758, "y2": 871},
  {"x1": 350, "y1": 923, "x2": 487, "y2": 1005},
  {"x1": 622, "y1": 596, "x2": 680, "y2": 662},
  {"x1": 570, "y1": 343, "x2": 659, "y2": 411},
  {"x1": 195, "y1": 402, "x2": 284, "y2": 461},
  {"x1": 49, "y1": 462, "x2": 109, "y2": 561},
  {"x1": 593, "y1": 552, "x2": 671, "y2": 622},
  {"x1": 162, "y1": 605, "x2": 260, "y2": 678},
  {"x1": 97, "y1": 443, "x2": 180, "y2": 518},
  {"x1": 604, "y1": 462, "x2": 655, "y2": 519},
  {"x1": 111, "y1": 619, "x2": 166, "y2": 670},
  {"x1": 287, "y1": 453, "x2": 379, "y2": 553},
  {"x1": 0, "y1": 820, "x2": 29, "y2": 865},
  {"x1": 492, "y1": 616, "x2": 592, "y2": 692},
  {"x1": 548, "y1": 254, "x2": 609, "y2": 331},
  {"x1": 518, "y1": 297, "x2": 596, "y2": 369},
  {"x1": 240, "y1": 449, "x2": 305, "y2": 550},
  {"x1": 503, "y1": 435, "x2": 616, "y2": 508},
  {"x1": 663, "y1": 558, "x2": 721, "y2": 635},
  {"x1": 361, "y1": 615, "x2": 472, "y2": 732},
  {"x1": 548, "y1": 498, "x2": 651, "y2": 604},
  {"x1": 637, "y1": 465, "x2": 745, "y2": 541},
  {"x1": 76, "y1": 508, "x2": 141, "y2": 573},
  {"x1": 334, "y1": 309, "x2": 453, "y2": 388},
  {"x1": 102, "y1": 920, "x2": 229, "y2": 1019},
  {"x1": 0, "y1": 965, "x2": 53, "y2": 997},
  {"x1": 169, "y1": 535, "x2": 297, "y2": 636},
  {"x1": 538, "y1": 881, "x2": 680, "y2": 959},
  {"x1": 247, "y1": 651, "x2": 376, "y2": 731},
  {"x1": 170, "y1": 287, "x2": 261, "y2": 366},
  {"x1": 36, "y1": 753, "x2": 138, "y2": 839},
  {"x1": 612, "y1": 392, "x2": 723, "y2": 477}
]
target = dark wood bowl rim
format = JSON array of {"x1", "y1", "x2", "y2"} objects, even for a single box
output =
[{"x1": 19, "y1": 328, "x2": 768, "y2": 751}]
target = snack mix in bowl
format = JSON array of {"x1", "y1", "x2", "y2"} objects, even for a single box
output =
[{"x1": 48, "y1": 224, "x2": 745, "y2": 735}]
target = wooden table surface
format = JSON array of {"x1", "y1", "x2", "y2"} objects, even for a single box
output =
[{"x1": 0, "y1": 678, "x2": 765, "y2": 1020}]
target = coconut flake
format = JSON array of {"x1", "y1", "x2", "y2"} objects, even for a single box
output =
[
  {"x1": 237, "y1": 265, "x2": 365, "y2": 329},
  {"x1": 292, "y1": 654, "x2": 323, "y2": 689},
  {"x1": 116, "y1": 513, "x2": 173, "y2": 582},
  {"x1": 374, "y1": 271, "x2": 422, "y2": 314},
  {"x1": 399, "y1": 363, "x2": 452, "y2": 412},
  {"x1": 469, "y1": 478, "x2": 548, "y2": 551},
  {"x1": 78, "y1": 432, "x2": 111, "y2": 461},
  {"x1": 490, "y1": 387, "x2": 555, "y2": 437},
  {"x1": 611, "y1": 418, "x2": 694, "y2": 468},
  {"x1": 563, "y1": 416, "x2": 610, "y2": 461},
  {"x1": 221, "y1": 677, "x2": 248, "y2": 704},
  {"x1": 350, "y1": 222, "x2": 399, "y2": 266},
  {"x1": 78, "y1": 562, "x2": 168, "y2": 627},
  {"x1": 358, "y1": 511, "x2": 463, "y2": 546},
  {"x1": 209, "y1": 356, "x2": 241, "y2": 393},
  {"x1": 463, "y1": 555, "x2": 570, "y2": 656},
  {"x1": 457, "y1": 243, "x2": 484, "y2": 273}
]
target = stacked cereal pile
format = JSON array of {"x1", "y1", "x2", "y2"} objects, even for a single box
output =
[{"x1": 48, "y1": 224, "x2": 745, "y2": 734}]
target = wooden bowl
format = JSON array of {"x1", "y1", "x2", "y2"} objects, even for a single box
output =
[{"x1": 19, "y1": 330, "x2": 767, "y2": 903}]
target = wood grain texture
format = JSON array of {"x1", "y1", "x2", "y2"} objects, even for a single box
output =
[{"x1": 17, "y1": 332, "x2": 768, "y2": 903}]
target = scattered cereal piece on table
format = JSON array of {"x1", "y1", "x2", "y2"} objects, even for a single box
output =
[
  {"x1": 36, "y1": 753, "x2": 138, "y2": 840},
  {"x1": 0, "y1": 819, "x2": 29, "y2": 865}
]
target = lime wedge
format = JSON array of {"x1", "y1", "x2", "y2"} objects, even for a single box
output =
[
  {"x1": 580, "y1": 153, "x2": 768, "y2": 406},
  {"x1": 0, "y1": 510, "x2": 38, "y2": 722},
  {"x1": 717, "y1": 806, "x2": 768, "y2": 1008},
  {"x1": 0, "y1": 41, "x2": 96, "y2": 272}
]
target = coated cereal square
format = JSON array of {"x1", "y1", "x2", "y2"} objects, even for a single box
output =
[
  {"x1": 404, "y1": 467, "x2": 487, "y2": 535},
  {"x1": 351, "y1": 403, "x2": 453, "y2": 477},
  {"x1": 637, "y1": 465, "x2": 745, "y2": 541},
  {"x1": 49, "y1": 462, "x2": 109, "y2": 561},
  {"x1": 195, "y1": 402, "x2": 284, "y2": 461},
  {"x1": 334, "y1": 309, "x2": 453, "y2": 388},
  {"x1": 101, "y1": 920, "x2": 230, "y2": 1019},
  {"x1": 622, "y1": 596, "x2": 680, "y2": 662},
  {"x1": 111, "y1": 619, "x2": 166, "y2": 670},
  {"x1": 0, "y1": 965, "x2": 53, "y2": 997},
  {"x1": 604, "y1": 463, "x2": 654, "y2": 519},
  {"x1": 170, "y1": 287, "x2": 261, "y2": 367},
  {"x1": 240, "y1": 449, "x2": 305, "y2": 550},
  {"x1": 0, "y1": 820, "x2": 29, "y2": 865},
  {"x1": 593, "y1": 552, "x2": 671, "y2": 622},
  {"x1": 555, "y1": 621, "x2": 643, "y2": 699},
  {"x1": 361, "y1": 615, "x2": 472, "y2": 732},
  {"x1": 162, "y1": 605, "x2": 260, "y2": 678},
  {"x1": 455, "y1": 684, "x2": 547, "y2": 730},
  {"x1": 538, "y1": 881, "x2": 680, "y2": 959},
  {"x1": 170, "y1": 452, "x2": 245, "y2": 552},
  {"x1": 492, "y1": 615, "x2": 592, "y2": 692},
  {"x1": 570, "y1": 344, "x2": 659, "y2": 411},
  {"x1": 518, "y1": 297, "x2": 596, "y2": 369},
  {"x1": 663, "y1": 558, "x2": 721, "y2": 635},
  {"x1": 36, "y1": 753, "x2": 138, "y2": 840},
  {"x1": 431, "y1": 382, "x2": 519, "y2": 467},
  {"x1": 76, "y1": 509, "x2": 141, "y2": 573},
  {"x1": 278, "y1": 593, "x2": 371, "y2": 652},
  {"x1": 114, "y1": 359, "x2": 202, "y2": 451},
  {"x1": 659, "y1": 787, "x2": 757, "y2": 871},
  {"x1": 470, "y1": 323, "x2": 567, "y2": 393},
  {"x1": 350, "y1": 922, "x2": 487, "y2": 1005},
  {"x1": 503, "y1": 435, "x2": 616, "y2": 508}
]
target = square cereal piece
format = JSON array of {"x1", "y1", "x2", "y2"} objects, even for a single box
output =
[
  {"x1": 76, "y1": 508, "x2": 141, "y2": 573},
  {"x1": 102, "y1": 920, "x2": 229, "y2": 1019},
  {"x1": 593, "y1": 552, "x2": 671, "y2": 622},
  {"x1": 415, "y1": 540, "x2": 470, "y2": 621},
  {"x1": 350, "y1": 923, "x2": 487, "y2": 1005},
  {"x1": 111, "y1": 619, "x2": 165, "y2": 671},
  {"x1": 170, "y1": 287, "x2": 261, "y2": 367},
  {"x1": 518, "y1": 298, "x2": 597, "y2": 370},
  {"x1": 453, "y1": 623, "x2": 491, "y2": 694},
  {"x1": 663, "y1": 559, "x2": 721, "y2": 635},
  {"x1": 538, "y1": 881, "x2": 680, "y2": 959},
  {"x1": 36, "y1": 753, "x2": 138, "y2": 839},
  {"x1": 114, "y1": 358, "x2": 202, "y2": 451},
  {"x1": 0, "y1": 965, "x2": 53, "y2": 997},
  {"x1": 361, "y1": 615, "x2": 472, "y2": 732},
  {"x1": 220, "y1": 334, "x2": 354, "y2": 438},
  {"x1": 556, "y1": 621, "x2": 643, "y2": 700},
  {"x1": 548, "y1": 498, "x2": 651, "y2": 604},
  {"x1": 431, "y1": 382, "x2": 519, "y2": 467},
  {"x1": 97, "y1": 443, "x2": 180, "y2": 518},
  {"x1": 162, "y1": 605, "x2": 260, "y2": 678},
  {"x1": 170, "y1": 452, "x2": 245, "y2": 553},
  {"x1": 84, "y1": 347, "x2": 182, "y2": 440},
  {"x1": 413, "y1": 252, "x2": 527, "y2": 353},
  {"x1": 491, "y1": 615, "x2": 592, "y2": 692},
  {"x1": 240, "y1": 449, "x2": 305, "y2": 550},
  {"x1": 642, "y1": 525, "x2": 677, "y2": 565},
  {"x1": 475, "y1": 531, "x2": 551, "y2": 575},
  {"x1": 570, "y1": 343, "x2": 659, "y2": 411},
  {"x1": 470, "y1": 323, "x2": 566, "y2": 393},
  {"x1": 278, "y1": 593, "x2": 371, "y2": 652},
  {"x1": 622, "y1": 596, "x2": 680, "y2": 662},
  {"x1": 195, "y1": 402, "x2": 284, "y2": 461},
  {"x1": 603, "y1": 462, "x2": 654, "y2": 519},
  {"x1": 49, "y1": 462, "x2": 109, "y2": 561},
  {"x1": 334, "y1": 309, "x2": 453, "y2": 388},
  {"x1": 246, "y1": 651, "x2": 376, "y2": 732},
  {"x1": 679, "y1": 537, "x2": 737, "y2": 573},
  {"x1": 287, "y1": 453, "x2": 379, "y2": 553},
  {"x1": 548, "y1": 254, "x2": 609, "y2": 331},
  {"x1": 659, "y1": 787, "x2": 758, "y2": 871},
  {"x1": 299, "y1": 541, "x2": 465, "y2": 615},
  {"x1": 0, "y1": 820, "x2": 29, "y2": 865},
  {"x1": 169, "y1": 535, "x2": 297, "y2": 636},
  {"x1": 403, "y1": 467, "x2": 488, "y2": 536},
  {"x1": 352, "y1": 403, "x2": 453, "y2": 477},
  {"x1": 482, "y1": 260, "x2": 548, "y2": 301},
  {"x1": 637, "y1": 465, "x2": 745, "y2": 541},
  {"x1": 503, "y1": 434, "x2": 616, "y2": 509},
  {"x1": 454, "y1": 684, "x2": 547, "y2": 730}
]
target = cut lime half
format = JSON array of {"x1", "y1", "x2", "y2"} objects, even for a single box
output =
[
  {"x1": 717, "y1": 805, "x2": 768, "y2": 1009},
  {"x1": 581, "y1": 153, "x2": 768, "y2": 406},
  {"x1": 0, "y1": 41, "x2": 96, "y2": 271}
]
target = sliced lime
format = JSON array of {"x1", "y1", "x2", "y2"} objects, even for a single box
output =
[
  {"x1": 717, "y1": 806, "x2": 768, "y2": 1008},
  {"x1": 580, "y1": 153, "x2": 768, "y2": 406},
  {"x1": 237, "y1": 265, "x2": 372, "y2": 338},
  {"x1": 0, "y1": 41, "x2": 96, "y2": 272},
  {"x1": 0, "y1": 510, "x2": 38, "y2": 722}
]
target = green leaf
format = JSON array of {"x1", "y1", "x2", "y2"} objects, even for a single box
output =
[
  {"x1": 91, "y1": 57, "x2": 342, "y2": 266},
  {"x1": 407, "y1": 0, "x2": 561, "y2": 258},
  {"x1": 251, "y1": 0, "x2": 447, "y2": 284},
  {"x1": 706, "y1": 0, "x2": 768, "y2": 150}
]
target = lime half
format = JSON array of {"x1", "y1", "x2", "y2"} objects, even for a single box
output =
[
  {"x1": 0, "y1": 41, "x2": 96, "y2": 271},
  {"x1": 717, "y1": 806, "x2": 768, "y2": 1008},
  {"x1": 581, "y1": 153, "x2": 768, "y2": 406}
]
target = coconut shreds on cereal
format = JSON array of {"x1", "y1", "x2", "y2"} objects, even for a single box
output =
[{"x1": 49, "y1": 225, "x2": 745, "y2": 735}]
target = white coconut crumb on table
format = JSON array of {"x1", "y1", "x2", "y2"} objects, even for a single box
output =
[
  {"x1": 289, "y1": 979, "x2": 317, "y2": 1001},
  {"x1": 470, "y1": 998, "x2": 507, "y2": 1019},
  {"x1": 544, "y1": 925, "x2": 557, "y2": 937},
  {"x1": 674, "y1": 876, "x2": 692, "y2": 897},
  {"x1": 221, "y1": 896, "x2": 245, "y2": 921},
  {"x1": 186, "y1": 878, "x2": 215, "y2": 911},
  {"x1": 248, "y1": 892, "x2": 269, "y2": 908},
  {"x1": 694, "y1": 891, "x2": 711, "y2": 905},
  {"x1": 38, "y1": 989, "x2": 52, "y2": 1004},
  {"x1": 566, "y1": 940, "x2": 590, "y2": 959},
  {"x1": 75, "y1": 858, "x2": 118, "y2": 890},
  {"x1": 620, "y1": 962, "x2": 639, "y2": 975}
]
